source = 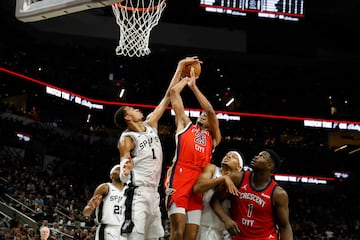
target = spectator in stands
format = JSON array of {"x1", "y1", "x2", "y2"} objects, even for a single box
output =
[
  {"x1": 49, "y1": 221, "x2": 60, "y2": 238},
  {"x1": 0, "y1": 216, "x2": 11, "y2": 229},
  {"x1": 9, "y1": 215, "x2": 19, "y2": 228},
  {"x1": 40, "y1": 226, "x2": 50, "y2": 240},
  {"x1": 39, "y1": 219, "x2": 49, "y2": 230},
  {"x1": 14, "y1": 232, "x2": 22, "y2": 240},
  {"x1": 34, "y1": 193, "x2": 45, "y2": 207},
  {"x1": 3, "y1": 230, "x2": 11, "y2": 240},
  {"x1": 26, "y1": 227, "x2": 36, "y2": 240}
]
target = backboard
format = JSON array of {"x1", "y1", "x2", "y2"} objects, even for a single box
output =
[
  {"x1": 15, "y1": 0, "x2": 120, "y2": 22},
  {"x1": 15, "y1": 0, "x2": 167, "y2": 57}
]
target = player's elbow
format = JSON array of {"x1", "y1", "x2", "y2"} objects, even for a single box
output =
[
  {"x1": 192, "y1": 184, "x2": 203, "y2": 194},
  {"x1": 193, "y1": 184, "x2": 200, "y2": 194},
  {"x1": 82, "y1": 210, "x2": 90, "y2": 217},
  {"x1": 204, "y1": 106, "x2": 216, "y2": 115}
]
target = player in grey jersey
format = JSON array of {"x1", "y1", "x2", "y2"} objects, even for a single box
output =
[
  {"x1": 193, "y1": 151, "x2": 244, "y2": 240},
  {"x1": 83, "y1": 164, "x2": 128, "y2": 240},
  {"x1": 113, "y1": 56, "x2": 202, "y2": 240}
]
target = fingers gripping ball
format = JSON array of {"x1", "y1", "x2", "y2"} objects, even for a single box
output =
[{"x1": 182, "y1": 62, "x2": 202, "y2": 77}]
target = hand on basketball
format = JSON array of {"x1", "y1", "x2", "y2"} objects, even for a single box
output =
[
  {"x1": 186, "y1": 67, "x2": 198, "y2": 88},
  {"x1": 179, "y1": 56, "x2": 202, "y2": 78},
  {"x1": 178, "y1": 56, "x2": 202, "y2": 68}
]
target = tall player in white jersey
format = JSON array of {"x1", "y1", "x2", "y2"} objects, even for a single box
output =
[
  {"x1": 83, "y1": 164, "x2": 128, "y2": 240},
  {"x1": 113, "y1": 56, "x2": 203, "y2": 240},
  {"x1": 193, "y1": 151, "x2": 244, "y2": 240}
]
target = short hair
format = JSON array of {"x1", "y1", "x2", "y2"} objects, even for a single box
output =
[
  {"x1": 114, "y1": 106, "x2": 127, "y2": 128},
  {"x1": 263, "y1": 149, "x2": 281, "y2": 172}
]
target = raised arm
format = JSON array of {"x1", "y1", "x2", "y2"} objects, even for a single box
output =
[
  {"x1": 187, "y1": 68, "x2": 222, "y2": 147},
  {"x1": 146, "y1": 56, "x2": 202, "y2": 128},
  {"x1": 170, "y1": 76, "x2": 192, "y2": 132}
]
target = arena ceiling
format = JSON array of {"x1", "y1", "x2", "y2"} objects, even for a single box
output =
[
  {"x1": 1, "y1": 0, "x2": 360, "y2": 176},
  {"x1": 1, "y1": 0, "x2": 360, "y2": 121}
]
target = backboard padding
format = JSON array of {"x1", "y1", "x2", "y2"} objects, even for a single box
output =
[{"x1": 15, "y1": 0, "x2": 119, "y2": 22}]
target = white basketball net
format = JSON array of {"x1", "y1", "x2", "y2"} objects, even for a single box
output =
[{"x1": 112, "y1": 0, "x2": 166, "y2": 57}]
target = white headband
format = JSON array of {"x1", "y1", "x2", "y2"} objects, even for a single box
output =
[
  {"x1": 110, "y1": 164, "x2": 121, "y2": 174},
  {"x1": 229, "y1": 151, "x2": 244, "y2": 168}
]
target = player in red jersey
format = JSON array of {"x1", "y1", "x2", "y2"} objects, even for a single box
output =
[
  {"x1": 210, "y1": 149, "x2": 293, "y2": 240},
  {"x1": 165, "y1": 64, "x2": 222, "y2": 240}
]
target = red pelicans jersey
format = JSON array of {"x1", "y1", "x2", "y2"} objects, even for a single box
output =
[
  {"x1": 231, "y1": 171, "x2": 279, "y2": 240},
  {"x1": 166, "y1": 122, "x2": 214, "y2": 210},
  {"x1": 175, "y1": 122, "x2": 213, "y2": 168}
]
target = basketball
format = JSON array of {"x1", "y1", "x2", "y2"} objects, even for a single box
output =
[{"x1": 182, "y1": 62, "x2": 201, "y2": 77}]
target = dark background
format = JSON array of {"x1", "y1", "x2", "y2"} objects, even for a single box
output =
[{"x1": 1, "y1": 0, "x2": 360, "y2": 120}]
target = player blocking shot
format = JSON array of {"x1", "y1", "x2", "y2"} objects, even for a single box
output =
[{"x1": 113, "y1": 56, "x2": 203, "y2": 239}]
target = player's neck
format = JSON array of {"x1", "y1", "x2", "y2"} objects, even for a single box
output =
[
  {"x1": 221, "y1": 166, "x2": 232, "y2": 175},
  {"x1": 112, "y1": 181, "x2": 125, "y2": 190},
  {"x1": 251, "y1": 171, "x2": 272, "y2": 189},
  {"x1": 128, "y1": 122, "x2": 146, "y2": 132}
]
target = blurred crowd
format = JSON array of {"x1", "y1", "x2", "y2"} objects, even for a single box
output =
[
  {"x1": 1, "y1": 94, "x2": 360, "y2": 240},
  {"x1": 1, "y1": 164, "x2": 359, "y2": 240}
]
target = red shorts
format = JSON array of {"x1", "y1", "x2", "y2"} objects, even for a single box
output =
[{"x1": 165, "y1": 162, "x2": 203, "y2": 211}]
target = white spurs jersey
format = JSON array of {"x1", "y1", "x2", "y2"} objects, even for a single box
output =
[
  {"x1": 200, "y1": 166, "x2": 230, "y2": 230},
  {"x1": 119, "y1": 122, "x2": 163, "y2": 188},
  {"x1": 95, "y1": 183, "x2": 126, "y2": 226}
]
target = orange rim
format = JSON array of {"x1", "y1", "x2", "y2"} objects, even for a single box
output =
[{"x1": 113, "y1": 0, "x2": 166, "y2": 12}]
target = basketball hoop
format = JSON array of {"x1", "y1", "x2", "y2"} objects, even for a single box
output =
[{"x1": 112, "y1": 0, "x2": 166, "y2": 57}]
